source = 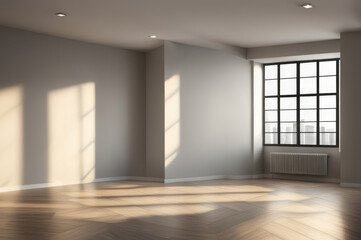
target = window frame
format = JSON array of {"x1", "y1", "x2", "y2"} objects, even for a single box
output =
[{"x1": 263, "y1": 58, "x2": 339, "y2": 147}]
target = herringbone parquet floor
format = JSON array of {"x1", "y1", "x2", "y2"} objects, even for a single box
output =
[{"x1": 0, "y1": 179, "x2": 361, "y2": 240}]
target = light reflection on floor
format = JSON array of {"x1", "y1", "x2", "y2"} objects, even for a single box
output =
[{"x1": 0, "y1": 179, "x2": 360, "y2": 239}]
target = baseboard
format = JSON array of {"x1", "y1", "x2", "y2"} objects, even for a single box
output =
[
  {"x1": 340, "y1": 182, "x2": 361, "y2": 188},
  {"x1": 0, "y1": 174, "x2": 346, "y2": 193},
  {"x1": 269, "y1": 174, "x2": 340, "y2": 183},
  {"x1": 0, "y1": 181, "x2": 84, "y2": 193},
  {"x1": 261, "y1": 174, "x2": 273, "y2": 179},
  {"x1": 93, "y1": 176, "x2": 163, "y2": 183},
  {"x1": 164, "y1": 174, "x2": 269, "y2": 184},
  {"x1": 127, "y1": 176, "x2": 164, "y2": 182},
  {"x1": 164, "y1": 175, "x2": 224, "y2": 183},
  {"x1": 0, "y1": 176, "x2": 163, "y2": 193},
  {"x1": 92, "y1": 176, "x2": 129, "y2": 183}
]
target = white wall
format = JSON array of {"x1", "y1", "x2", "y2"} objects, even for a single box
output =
[
  {"x1": 146, "y1": 46, "x2": 165, "y2": 178},
  {"x1": 0, "y1": 26, "x2": 146, "y2": 189},
  {"x1": 164, "y1": 41, "x2": 253, "y2": 179},
  {"x1": 340, "y1": 31, "x2": 361, "y2": 186},
  {"x1": 247, "y1": 40, "x2": 340, "y2": 62}
]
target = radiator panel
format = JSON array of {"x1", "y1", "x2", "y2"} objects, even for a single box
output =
[{"x1": 270, "y1": 152, "x2": 328, "y2": 176}]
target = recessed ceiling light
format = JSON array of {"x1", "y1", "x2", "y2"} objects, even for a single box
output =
[
  {"x1": 301, "y1": 3, "x2": 313, "y2": 9},
  {"x1": 148, "y1": 35, "x2": 157, "y2": 39},
  {"x1": 56, "y1": 13, "x2": 67, "y2": 17}
]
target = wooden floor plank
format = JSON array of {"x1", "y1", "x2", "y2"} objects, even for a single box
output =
[
  {"x1": 262, "y1": 222, "x2": 311, "y2": 240},
  {"x1": 275, "y1": 217, "x2": 338, "y2": 240},
  {"x1": 0, "y1": 179, "x2": 361, "y2": 240}
]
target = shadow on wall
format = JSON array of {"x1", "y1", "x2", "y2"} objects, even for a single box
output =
[
  {"x1": 0, "y1": 82, "x2": 96, "y2": 190},
  {"x1": 48, "y1": 82, "x2": 96, "y2": 185},
  {"x1": 165, "y1": 74, "x2": 181, "y2": 169},
  {"x1": 0, "y1": 85, "x2": 23, "y2": 188}
]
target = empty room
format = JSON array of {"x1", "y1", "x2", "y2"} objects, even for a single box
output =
[{"x1": 0, "y1": 0, "x2": 361, "y2": 239}]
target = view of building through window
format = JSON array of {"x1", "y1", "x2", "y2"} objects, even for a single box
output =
[{"x1": 264, "y1": 59, "x2": 339, "y2": 146}]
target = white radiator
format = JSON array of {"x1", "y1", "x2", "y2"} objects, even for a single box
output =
[{"x1": 270, "y1": 152, "x2": 328, "y2": 176}]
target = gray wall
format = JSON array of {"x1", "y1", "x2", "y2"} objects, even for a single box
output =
[
  {"x1": 0, "y1": 26, "x2": 145, "y2": 188},
  {"x1": 2, "y1": 25, "x2": 349, "y2": 189},
  {"x1": 340, "y1": 31, "x2": 361, "y2": 185},
  {"x1": 146, "y1": 46, "x2": 165, "y2": 178},
  {"x1": 164, "y1": 41, "x2": 253, "y2": 179}
]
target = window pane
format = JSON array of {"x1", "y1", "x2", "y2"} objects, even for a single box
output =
[
  {"x1": 265, "y1": 110, "x2": 278, "y2": 121},
  {"x1": 265, "y1": 133, "x2": 278, "y2": 144},
  {"x1": 281, "y1": 110, "x2": 296, "y2": 121},
  {"x1": 300, "y1": 62, "x2": 317, "y2": 77},
  {"x1": 320, "y1": 133, "x2": 337, "y2": 145},
  {"x1": 320, "y1": 76, "x2": 337, "y2": 93},
  {"x1": 265, "y1": 98, "x2": 278, "y2": 110},
  {"x1": 280, "y1": 133, "x2": 297, "y2": 144},
  {"x1": 300, "y1": 133, "x2": 317, "y2": 145},
  {"x1": 320, "y1": 109, "x2": 336, "y2": 121},
  {"x1": 265, "y1": 123, "x2": 278, "y2": 132},
  {"x1": 320, "y1": 95, "x2": 336, "y2": 108},
  {"x1": 300, "y1": 110, "x2": 317, "y2": 122},
  {"x1": 300, "y1": 96, "x2": 316, "y2": 109},
  {"x1": 301, "y1": 122, "x2": 317, "y2": 132},
  {"x1": 265, "y1": 65, "x2": 278, "y2": 79},
  {"x1": 280, "y1": 64, "x2": 296, "y2": 78},
  {"x1": 265, "y1": 80, "x2": 278, "y2": 96},
  {"x1": 280, "y1": 97, "x2": 296, "y2": 109},
  {"x1": 280, "y1": 78, "x2": 296, "y2": 95},
  {"x1": 320, "y1": 61, "x2": 336, "y2": 76},
  {"x1": 263, "y1": 60, "x2": 338, "y2": 147},
  {"x1": 300, "y1": 77, "x2": 317, "y2": 94},
  {"x1": 281, "y1": 122, "x2": 297, "y2": 132},
  {"x1": 320, "y1": 122, "x2": 336, "y2": 132}
]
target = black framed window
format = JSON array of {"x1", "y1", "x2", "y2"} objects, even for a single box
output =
[{"x1": 264, "y1": 59, "x2": 339, "y2": 147}]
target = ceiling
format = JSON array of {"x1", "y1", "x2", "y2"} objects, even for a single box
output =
[{"x1": 0, "y1": 0, "x2": 361, "y2": 51}]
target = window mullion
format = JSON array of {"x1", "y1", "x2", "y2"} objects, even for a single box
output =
[
  {"x1": 336, "y1": 59, "x2": 340, "y2": 147},
  {"x1": 297, "y1": 63, "x2": 300, "y2": 145},
  {"x1": 263, "y1": 65, "x2": 265, "y2": 145},
  {"x1": 277, "y1": 64, "x2": 281, "y2": 145},
  {"x1": 316, "y1": 61, "x2": 320, "y2": 146}
]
